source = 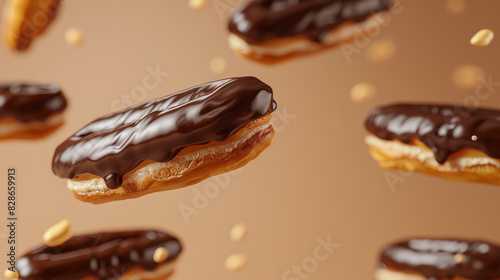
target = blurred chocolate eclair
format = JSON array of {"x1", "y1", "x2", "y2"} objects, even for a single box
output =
[
  {"x1": 228, "y1": 0, "x2": 392, "y2": 63},
  {"x1": 16, "y1": 229, "x2": 182, "y2": 280},
  {"x1": 365, "y1": 103, "x2": 500, "y2": 186},
  {"x1": 2, "y1": 0, "x2": 61, "y2": 51},
  {"x1": 376, "y1": 238, "x2": 500, "y2": 280},
  {"x1": 0, "y1": 83, "x2": 67, "y2": 139}
]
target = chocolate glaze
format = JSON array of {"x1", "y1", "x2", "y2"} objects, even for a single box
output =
[
  {"x1": 52, "y1": 77, "x2": 276, "y2": 189},
  {"x1": 0, "y1": 83, "x2": 67, "y2": 122},
  {"x1": 16, "y1": 230, "x2": 182, "y2": 280},
  {"x1": 365, "y1": 104, "x2": 500, "y2": 164},
  {"x1": 228, "y1": 0, "x2": 392, "y2": 44},
  {"x1": 380, "y1": 238, "x2": 500, "y2": 280}
]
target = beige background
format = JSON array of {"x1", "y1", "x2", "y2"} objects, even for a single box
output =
[{"x1": 1, "y1": 1, "x2": 500, "y2": 279}]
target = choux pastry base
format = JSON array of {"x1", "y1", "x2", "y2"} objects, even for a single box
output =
[
  {"x1": 0, "y1": 113, "x2": 64, "y2": 140},
  {"x1": 69, "y1": 115, "x2": 274, "y2": 204},
  {"x1": 375, "y1": 268, "x2": 434, "y2": 280},
  {"x1": 366, "y1": 135, "x2": 500, "y2": 186}
]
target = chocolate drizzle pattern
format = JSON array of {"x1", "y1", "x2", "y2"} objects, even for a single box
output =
[
  {"x1": 0, "y1": 83, "x2": 67, "y2": 122},
  {"x1": 16, "y1": 230, "x2": 182, "y2": 280},
  {"x1": 228, "y1": 0, "x2": 392, "y2": 44},
  {"x1": 380, "y1": 238, "x2": 500, "y2": 280},
  {"x1": 365, "y1": 104, "x2": 500, "y2": 163},
  {"x1": 52, "y1": 77, "x2": 276, "y2": 189}
]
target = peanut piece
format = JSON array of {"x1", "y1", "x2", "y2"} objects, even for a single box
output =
[
  {"x1": 153, "y1": 247, "x2": 169, "y2": 263},
  {"x1": 225, "y1": 254, "x2": 247, "y2": 271},
  {"x1": 470, "y1": 29, "x2": 494, "y2": 47},
  {"x1": 4, "y1": 269, "x2": 19, "y2": 279},
  {"x1": 43, "y1": 219, "x2": 72, "y2": 247},
  {"x1": 230, "y1": 223, "x2": 248, "y2": 243}
]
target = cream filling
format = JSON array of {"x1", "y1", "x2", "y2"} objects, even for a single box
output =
[
  {"x1": 228, "y1": 13, "x2": 387, "y2": 57},
  {"x1": 67, "y1": 122, "x2": 272, "y2": 193},
  {"x1": 121, "y1": 262, "x2": 176, "y2": 280},
  {"x1": 365, "y1": 135, "x2": 500, "y2": 170},
  {"x1": 375, "y1": 268, "x2": 426, "y2": 280},
  {"x1": 0, "y1": 114, "x2": 64, "y2": 136}
]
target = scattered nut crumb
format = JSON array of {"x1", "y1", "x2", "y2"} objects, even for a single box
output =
[
  {"x1": 43, "y1": 219, "x2": 72, "y2": 247},
  {"x1": 153, "y1": 247, "x2": 169, "y2": 263},
  {"x1": 189, "y1": 0, "x2": 206, "y2": 10},
  {"x1": 452, "y1": 65, "x2": 485, "y2": 90},
  {"x1": 230, "y1": 223, "x2": 248, "y2": 243},
  {"x1": 454, "y1": 253, "x2": 465, "y2": 263},
  {"x1": 210, "y1": 57, "x2": 227, "y2": 74},
  {"x1": 4, "y1": 269, "x2": 19, "y2": 279},
  {"x1": 366, "y1": 39, "x2": 396, "y2": 62},
  {"x1": 225, "y1": 254, "x2": 247, "y2": 271},
  {"x1": 350, "y1": 83, "x2": 376, "y2": 103},
  {"x1": 65, "y1": 28, "x2": 84, "y2": 46},
  {"x1": 470, "y1": 29, "x2": 494, "y2": 47},
  {"x1": 446, "y1": 0, "x2": 465, "y2": 15}
]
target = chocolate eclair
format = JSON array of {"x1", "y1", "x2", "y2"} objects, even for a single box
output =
[
  {"x1": 376, "y1": 238, "x2": 500, "y2": 280},
  {"x1": 2, "y1": 0, "x2": 61, "y2": 51},
  {"x1": 0, "y1": 83, "x2": 67, "y2": 139},
  {"x1": 228, "y1": 0, "x2": 392, "y2": 63},
  {"x1": 365, "y1": 104, "x2": 500, "y2": 186},
  {"x1": 52, "y1": 77, "x2": 277, "y2": 203},
  {"x1": 16, "y1": 230, "x2": 182, "y2": 280}
]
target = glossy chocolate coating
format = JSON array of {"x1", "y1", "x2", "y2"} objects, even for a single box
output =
[
  {"x1": 0, "y1": 83, "x2": 67, "y2": 122},
  {"x1": 16, "y1": 230, "x2": 181, "y2": 280},
  {"x1": 52, "y1": 77, "x2": 276, "y2": 189},
  {"x1": 228, "y1": 0, "x2": 392, "y2": 44},
  {"x1": 380, "y1": 238, "x2": 500, "y2": 280},
  {"x1": 365, "y1": 104, "x2": 500, "y2": 163}
]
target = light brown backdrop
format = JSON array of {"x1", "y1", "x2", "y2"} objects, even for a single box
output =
[{"x1": 1, "y1": 1, "x2": 500, "y2": 279}]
